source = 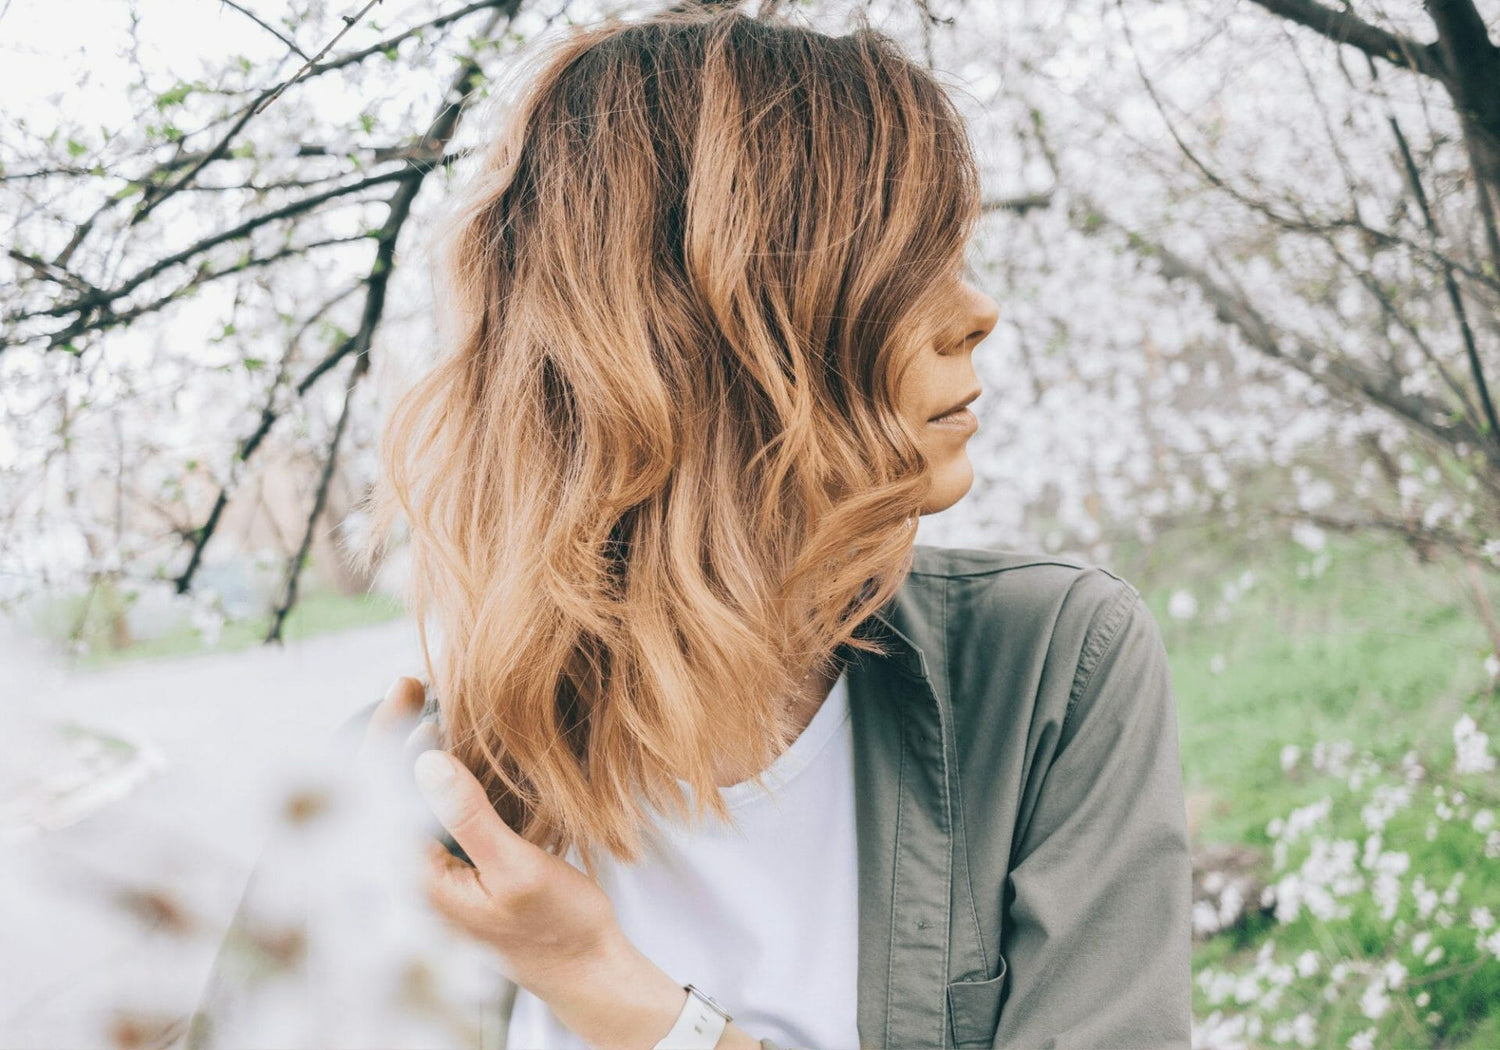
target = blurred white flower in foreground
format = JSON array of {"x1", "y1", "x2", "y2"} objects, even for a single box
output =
[{"x1": 188, "y1": 728, "x2": 510, "y2": 1048}]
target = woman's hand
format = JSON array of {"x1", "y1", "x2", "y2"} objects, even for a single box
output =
[
  {"x1": 412, "y1": 745, "x2": 623, "y2": 993},
  {"x1": 366, "y1": 676, "x2": 758, "y2": 1050}
]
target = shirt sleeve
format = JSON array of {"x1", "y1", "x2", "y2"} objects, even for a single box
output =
[{"x1": 992, "y1": 583, "x2": 1194, "y2": 1049}]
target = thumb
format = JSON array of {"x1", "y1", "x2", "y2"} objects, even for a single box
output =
[{"x1": 412, "y1": 750, "x2": 519, "y2": 876}]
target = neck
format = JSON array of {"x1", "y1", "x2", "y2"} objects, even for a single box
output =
[{"x1": 711, "y1": 656, "x2": 845, "y2": 788}]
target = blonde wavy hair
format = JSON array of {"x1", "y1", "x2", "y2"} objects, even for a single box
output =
[{"x1": 359, "y1": 3, "x2": 981, "y2": 875}]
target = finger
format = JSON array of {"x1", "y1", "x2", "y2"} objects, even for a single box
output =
[
  {"x1": 404, "y1": 719, "x2": 442, "y2": 761},
  {"x1": 413, "y1": 750, "x2": 524, "y2": 877},
  {"x1": 354, "y1": 677, "x2": 429, "y2": 773},
  {"x1": 369, "y1": 676, "x2": 426, "y2": 735}
]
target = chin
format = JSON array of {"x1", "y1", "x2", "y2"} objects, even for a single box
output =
[{"x1": 918, "y1": 452, "x2": 975, "y2": 516}]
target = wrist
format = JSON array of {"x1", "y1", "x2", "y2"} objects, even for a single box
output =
[
  {"x1": 540, "y1": 930, "x2": 763, "y2": 1050},
  {"x1": 541, "y1": 930, "x2": 686, "y2": 1050}
]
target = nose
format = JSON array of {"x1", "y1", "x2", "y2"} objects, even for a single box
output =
[
  {"x1": 961, "y1": 282, "x2": 999, "y2": 350},
  {"x1": 971, "y1": 288, "x2": 1000, "y2": 346}
]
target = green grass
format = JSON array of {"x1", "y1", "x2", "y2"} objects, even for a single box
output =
[
  {"x1": 1109, "y1": 524, "x2": 1500, "y2": 1047},
  {"x1": 1116, "y1": 526, "x2": 1496, "y2": 847}
]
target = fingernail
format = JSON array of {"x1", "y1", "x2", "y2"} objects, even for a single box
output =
[{"x1": 414, "y1": 750, "x2": 462, "y2": 823}]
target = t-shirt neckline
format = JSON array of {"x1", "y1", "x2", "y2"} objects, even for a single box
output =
[{"x1": 674, "y1": 667, "x2": 851, "y2": 812}]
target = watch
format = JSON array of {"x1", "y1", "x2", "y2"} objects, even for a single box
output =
[{"x1": 651, "y1": 983, "x2": 734, "y2": 1050}]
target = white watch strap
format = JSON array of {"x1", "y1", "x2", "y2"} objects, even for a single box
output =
[{"x1": 651, "y1": 984, "x2": 732, "y2": 1050}]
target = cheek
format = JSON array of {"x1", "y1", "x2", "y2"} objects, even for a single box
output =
[{"x1": 895, "y1": 353, "x2": 938, "y2": 420}]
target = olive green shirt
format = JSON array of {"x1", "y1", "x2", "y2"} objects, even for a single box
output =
[{"x1": 190, "y1": 544, "x2": 1193, "y2": 1048}]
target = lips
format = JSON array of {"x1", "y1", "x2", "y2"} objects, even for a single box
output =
[{"x1": 929, "y1": 389, "x2": 981, "y2": 421}]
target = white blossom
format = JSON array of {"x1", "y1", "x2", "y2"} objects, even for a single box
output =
[
  {"x1": 1312, "y1": 740, "x2": 1354, "y2": 777},
  {"x1": 1360, "y1": 784, "x2": 1411, "y2": 833},
  {"x1": 1453, "y1": 715, "x2": 1495, "y2": 775},
  {"x1": 1358, "y1": 979, "x2": 1391, "y2": 1020},
  {"x1": 1192, "y1": 899, "x2": 1221, "y2": 936},
  {"x1": 1167, "y1": 589, "x2": 1197, "y2": 620}
]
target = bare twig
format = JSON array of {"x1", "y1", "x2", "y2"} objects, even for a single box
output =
[
  {"x1": 981, "y1": 192, "x2": 1054, "y2": 216},
  {"x1": 1385, "y1": 97, "x2": 1500, "y2": 445},
  {"x1": 253, "y1": 0, "x2": 386, "y2": 116},
  {"x1": 264, "y1": 346, "x2": 366, "y2": 644},
  {"x1": 218, "y1": 0, "x2": 310, "y2": 59}
]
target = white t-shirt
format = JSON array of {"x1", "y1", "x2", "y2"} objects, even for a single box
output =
[{"x1": 505, "y1": 669, "x2": 861, "y2": 1050}]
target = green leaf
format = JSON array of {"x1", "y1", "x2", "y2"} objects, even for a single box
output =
[
  {"x1": 155, "y1": 82, "x2": 192, "y2": 111},
  {"x1": 66, "y1": 138, "x2": 87, "y2": 157}
]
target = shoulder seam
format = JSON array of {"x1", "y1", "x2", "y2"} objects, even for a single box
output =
[
  {"x1": 1063, "y1": 578, "x2": 1140, "y2": 733},
  {"x1": 907, "y1": 543, "x2": 1136, "y2": 583},
  {"x1": 909, "y1": 557, "x2": 1112, "y2": 580}
]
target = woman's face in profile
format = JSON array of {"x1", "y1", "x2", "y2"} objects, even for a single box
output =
[{"x1": 905, "y1": 274, "x2": 1001, "y2": 515}]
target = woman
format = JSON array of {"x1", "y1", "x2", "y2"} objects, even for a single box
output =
[{"x1": 193, "y1": 5, "x2": 1192, "y2": 1048}]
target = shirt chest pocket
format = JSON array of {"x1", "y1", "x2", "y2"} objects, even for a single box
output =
[{"x1": 946, "y1": 955, "x2": 1008, "y2": 1048}]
